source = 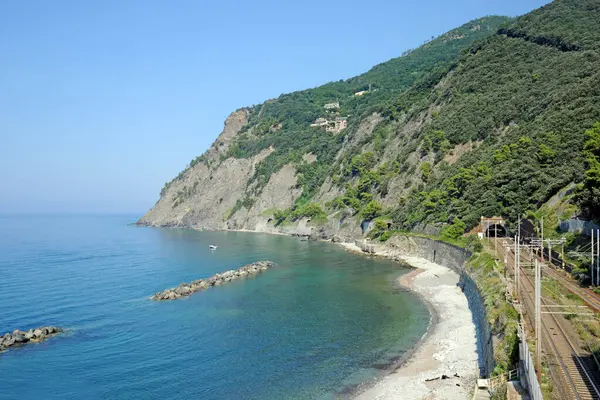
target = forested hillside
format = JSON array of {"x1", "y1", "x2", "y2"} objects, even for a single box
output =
[{"x1": 140, "y1": 0, "x2": 600, "y2": 242}]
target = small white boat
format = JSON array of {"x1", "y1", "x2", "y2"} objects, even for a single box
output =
[{"x1": 209, "y1": 245, "x2": 218, "y2": 250}]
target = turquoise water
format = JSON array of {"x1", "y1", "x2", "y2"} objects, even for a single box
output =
[{"x1": 0, "y1": 215, "x2": 429, "y2": 399}]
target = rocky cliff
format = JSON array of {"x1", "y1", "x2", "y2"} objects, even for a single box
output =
[{"x1": 140, "y1": 1, "x2": 600, "y2": 239}]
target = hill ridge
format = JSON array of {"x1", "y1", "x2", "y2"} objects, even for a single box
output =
[{"x1": 140, "y1": 0, "x2": 600, "y2": 245}]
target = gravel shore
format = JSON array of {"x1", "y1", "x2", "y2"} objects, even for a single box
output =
[{"x1": 340, "y1": 243, "x2": 478, "y2": 400}]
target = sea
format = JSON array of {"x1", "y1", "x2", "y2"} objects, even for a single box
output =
[{"x1": 0, "y1": 214, "x2": 430, "y2": 399}]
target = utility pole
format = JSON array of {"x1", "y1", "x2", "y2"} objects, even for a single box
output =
[
  {"x1": 495, "y1": 225, "x2": 498, "y2": 253},
  {"x1": 514, "y1": 233, "x2": 518, "y2": 291},
  {"x1": 592, "y1": 229, "x2": 595, "y2": 287},
  {"x1": 517, "y1": 217, "x2": 521, "y2": 297},
  {"x1": 535, "y1": 259, "x2": 542, "y2": 374},
  {"x1": 543, "y1": 237, "x2": 566, "y2": 268},
  {"x1": 597, "y1": 229, "x2": 599, "y2": 286},
  {"x1": 541, "y1": 217, "x2": 544, "y2": 263}
]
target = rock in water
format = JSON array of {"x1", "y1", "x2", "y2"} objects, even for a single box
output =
[
  {"x1": 151, "y1": 261, "x2": 277, "y2": 301},
  {"x1": 0, "y1": 326, "x2": 64, "y2": 353}
]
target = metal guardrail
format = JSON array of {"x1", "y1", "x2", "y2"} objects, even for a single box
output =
[{"x1": 487, "y1": 368, "x2": 520, "y2": 392}]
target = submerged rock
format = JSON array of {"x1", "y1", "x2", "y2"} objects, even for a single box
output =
[
  {"x1": 0, "y1": 326, "x2": 64, "y2": 353},
  {"x1": 151, "y1": 261, "x2": 277, "y2": 301}
]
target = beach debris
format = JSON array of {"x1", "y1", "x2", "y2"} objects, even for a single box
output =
[
  {"x1": 151, "y1": 261, "x2": 277, "y2": 301},
  {"x1": 0, "y1": 326, "x2": 63, "y2": 353},
  {"x1": 425, "y1": 373, "x2": 457, "y2": 382}
]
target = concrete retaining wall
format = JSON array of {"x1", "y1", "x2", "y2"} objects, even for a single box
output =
[{"x1": 356, "y1": 235, "x2": 496, "y2": 377}]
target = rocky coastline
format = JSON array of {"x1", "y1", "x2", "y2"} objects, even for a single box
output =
[
  {"x1": 0, "y1": 326, "x2": 63, "y2": 352},
  {"x1": 152, "y1": 260, "x2": 276, "y2": 301}
]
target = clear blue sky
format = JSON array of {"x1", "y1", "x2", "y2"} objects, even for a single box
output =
[{"x1": 0, "y1": 0, "x2": 550, "y2": 214}]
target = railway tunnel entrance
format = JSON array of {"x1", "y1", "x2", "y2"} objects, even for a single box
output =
[{"x1": 480, "y1": 216, "x2": 507, "y2": 239}]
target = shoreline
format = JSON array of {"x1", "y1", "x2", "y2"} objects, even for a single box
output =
[
  {"x1": 141, "y1": 225, "x2": 479, "y2": 399},
  {"x1": 338, "y1": 243, "x2": 478, "y2": 400}
]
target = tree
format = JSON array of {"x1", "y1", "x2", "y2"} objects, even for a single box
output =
[
  {"x1": 423, "y1": 130, "x2": 451, "y2": 154},
  {"x1": 420, "y1": 162, "x2": 432, "y2": 180},
  {"x1": 361, "y1": 201, "x2": 383, "y2": 220},
  {"x1": 440, "y1": 217, "x2": 466, "y2": 240},
  {"x1": 576, "y1": 122, "x2": 600, "y2": 219}
]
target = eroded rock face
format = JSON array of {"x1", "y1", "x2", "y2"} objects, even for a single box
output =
[
  {"x1": 151, "y1": 261, "x2": 277, "y2": 301},
  {"x1": 0, "y1": 326, "x2": 63, "y2": 353}
]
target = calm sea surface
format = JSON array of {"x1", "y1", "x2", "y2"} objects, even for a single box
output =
[{"x1": 0, "y1": 215, "x2": 429, "y2": 399}]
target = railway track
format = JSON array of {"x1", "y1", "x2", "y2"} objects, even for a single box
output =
[
  {"x1": 496, "y1": 239, "x2": 600, "y2": 399},
  {"x1": 541, "y1": 266, "x2": 600, "y2": 313}
]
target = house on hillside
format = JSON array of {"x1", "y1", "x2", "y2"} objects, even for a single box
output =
[
  {"x1": 324, "y1": 102, "x2": 340, "y2": 110},
  {"x1": 310, "y1": 116, "x2": 347, "y2": 133},
  {"x1": 326, "y1": 117, "x2": 347, "y2": 133},
  {"x1": 310, "y1": 117, "x2": 328, "y2": 127}
]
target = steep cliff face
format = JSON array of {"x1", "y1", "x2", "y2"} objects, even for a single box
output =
[
  {"x1": 140, "y1": 109, "x2": 307, "y2": 230},
  {"x1": 140, "y1": 1, "x2": 600, "y2": 239},
  {"x1": 141, "y1": 109, "x2": 256, "y2": 228},
  {"x1": 140, "y1": 16, "x2": 509, "y2": 234}
]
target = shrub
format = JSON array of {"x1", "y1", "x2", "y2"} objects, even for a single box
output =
[
  {"x1": 287, "y1": 203, "x2": 328, "y2": 222},
  {"x1": 273, "y1": 209, "x2": 290, "y2": 225},
  {"x1": 440, "y1": 217, "x2": 466, "y2": 240},
  {"x1": 420, "y1": 162, "x2": 432, "y2": 180},
  {"x1": 465, "y1": 234, "x2": 483, "y2": 252},
  {"x1": 379, "y1": 230, "x2": 394, "y2": 241},
  {"x1": 361, "y1": 201, "x2": 383, "y2": 220},
  {"x1": 325, "y1": 197, "x2": 345, "y2": 210}
]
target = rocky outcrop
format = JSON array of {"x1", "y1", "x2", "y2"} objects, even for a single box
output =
[
  {"x1": 152, "y1": 261, "x2": 276, "y2": 301},
  {"x1": 0, "y1": 326, "x2": 63, "y2": 352}
]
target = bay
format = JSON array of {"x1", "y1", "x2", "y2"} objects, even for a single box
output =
[{"x1": 0, "y1": 215, "x2": 429, "y2": 399}]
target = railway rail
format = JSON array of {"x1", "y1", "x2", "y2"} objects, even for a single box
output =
[
  {"x1": 495, "y1": 238, "x2": 600, "y2": 400},
  {"x1": 541, "y1": 266, "x2": 600, "y2": 313}
]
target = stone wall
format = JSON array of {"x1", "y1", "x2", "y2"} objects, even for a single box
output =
[{"x1": 360, "y1": 235, "x2": 496, "y2": 378}]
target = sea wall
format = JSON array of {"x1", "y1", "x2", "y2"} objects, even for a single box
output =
[
  {"x1": 0, "y1": 326, "x2": 63, "y2": 352},
  {"x1": 152, "y1": 261, "x2": 276, "y2": 301},
  {"x1": 355, "y1": 235, "x2": 496, "y2": 378}
]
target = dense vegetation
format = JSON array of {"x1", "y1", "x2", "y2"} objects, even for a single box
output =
[
  {"x1": 388, "y1": 0, "x2": 600, "y2": 230},
  {"x1": 369, "y1": 0, "x2": 600, "y2": 233},
  {"x1": 165, "y1": 0, "x2": 600, "y2": 240},
  {"x1": 208, "y1": 17, "x2": 510, "y2": 213},
  {"x1": 575, "y1": 122, "x2": 600, "y2": 219}
]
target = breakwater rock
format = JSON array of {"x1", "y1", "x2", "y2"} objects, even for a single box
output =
[
  {"x1": 0, "y1": 326, "x2": 63, "y2": 352},
  {"x1": 152, "y1": 260, "x2": 277, "y2": 301}
]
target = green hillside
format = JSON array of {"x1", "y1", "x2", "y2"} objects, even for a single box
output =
[
  {"x1": 155, "y1": 0, "x2": 600, "y2": 240},
  {"x1": 392, "y1": 0, "x2": 600, "y2": 229},
  {"x1": 191, "y1": 16, "x2": 511, "y2": 213}
]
